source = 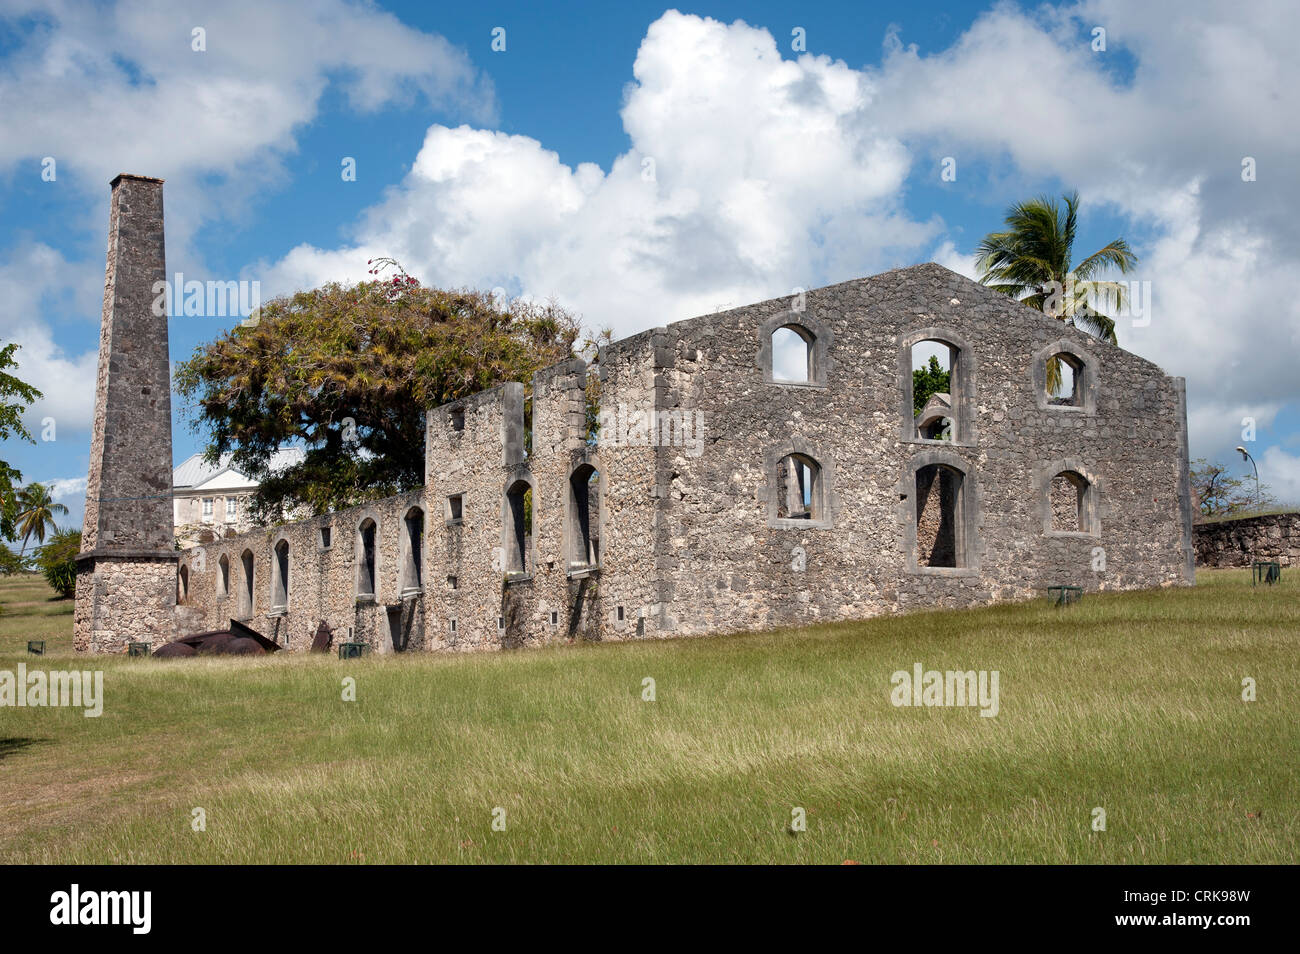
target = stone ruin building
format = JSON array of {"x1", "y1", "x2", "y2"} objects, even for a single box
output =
[{"x1": 75, "y1": 174, "x2": 1197, "y2": 654}]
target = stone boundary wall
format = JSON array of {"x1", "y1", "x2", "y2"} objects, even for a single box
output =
[{"x1": 1194, "y1": 512, "x2": 1300, "y2": 567}]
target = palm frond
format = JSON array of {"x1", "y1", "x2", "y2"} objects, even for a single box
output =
[{"x1": 1073, "y1": 239, "x2": 1139, "y2": 281}]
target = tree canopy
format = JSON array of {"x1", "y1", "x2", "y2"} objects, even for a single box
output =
[
  {"x1": 0, "y1": 341, "x2": 42, "y2": 540},
  {"x1": 174, "y1": 267, "x2": 584, "y2": 520},
  {"x1": 976, "y1": 191, "x2": 1138, "y2": 392},
  {"x1": 1190, "y1": 458, "x2": 1277, "y2": 519},
  {"x1": 912, "y1": 354, "x2": 951, "y2": 415},
  {"x1": 15, "y1": 482, "x2": 68, "y2": 555}
]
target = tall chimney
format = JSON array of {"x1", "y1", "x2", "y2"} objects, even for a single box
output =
[{"x1": 74, "y1": 174, "x2": 178, "y2": 653}]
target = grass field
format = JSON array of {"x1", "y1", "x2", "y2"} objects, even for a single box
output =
[{"x1": 0, "y1": 569, "x2": 1295, "y2": 864}]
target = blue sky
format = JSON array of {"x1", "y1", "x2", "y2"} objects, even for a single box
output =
[{"x1": 2, "y1": 0, "x2": 1298, "y2": 532}]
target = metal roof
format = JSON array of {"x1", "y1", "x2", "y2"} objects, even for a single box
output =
[{"x1": 172, "y1": 447, "x2": 306, "y2": 489}]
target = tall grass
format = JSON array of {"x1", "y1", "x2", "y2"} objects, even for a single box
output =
[{"x1": 0, "y1": 570, "x2": 1295, "y2": 863}]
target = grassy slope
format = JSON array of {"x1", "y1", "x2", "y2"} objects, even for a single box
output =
[{"x1": 0, "y1": 570, "x2": 1295, "y2": 864}]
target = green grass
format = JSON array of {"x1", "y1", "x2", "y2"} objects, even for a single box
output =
[
  {"x1": 0, "y1": 573, "x2": 74, "y2": 655},
  {"x1": 0, "y1": 570, "x2": 1296, "y2": 864}
]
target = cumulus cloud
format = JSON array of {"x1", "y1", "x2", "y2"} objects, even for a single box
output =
[
  {"x1": 1259, "y1": 446, "x2": 1300, "y2": 505},
  {"x1": 256, "y1": 3, "x2": 1300, "y2": 473},
  {"x1": 258, "y1": 11, "x2": 938, "y2": 333},
  {"x1": 8, "y1": 1, "x2": 1298, "y2": 480},
  {"x1": 0, "y1": 243, "x2": 102, "y2": 431},
  {"x1": 0, "y1": 0, "x2": 493, "y2": 187},
  {"x1": 42, "y1": 475, "x2": 86, "y2": 500},
  {"x1": 0, "y1": 0, "x2": 493, "y2": 433}
]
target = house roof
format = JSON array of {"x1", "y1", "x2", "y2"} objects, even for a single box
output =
[{"x1": 172, "y1": 447, "x2": 306, "y2": 491}]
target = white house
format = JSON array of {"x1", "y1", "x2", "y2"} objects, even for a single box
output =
[{"x1": 172, "y1": 448, "x2": 305, "y2": 546}]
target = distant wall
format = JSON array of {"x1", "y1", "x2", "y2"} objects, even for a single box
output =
[
  {"x1": 1194, "y1": 512, "x2": 1300, "y2": 567},
  {"x1": 177, "y1": 489, "x2": 427, "y2": 654}
]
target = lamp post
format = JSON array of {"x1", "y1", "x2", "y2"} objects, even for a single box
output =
[{"x1": 1236, "y1": 446, "x2": 1259, "y2": 509}]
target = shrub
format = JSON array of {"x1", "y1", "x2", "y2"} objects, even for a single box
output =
[
  {"x1": 0, "y1": 543, "x2": 26, "y2": 576},
  {"x1": 36, "y1": 527, "x2": 80, "y2": 598}
]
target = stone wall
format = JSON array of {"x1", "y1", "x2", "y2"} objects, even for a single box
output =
[
  {"x1": 176, "y1": 490, "x2": 426, "y2": 654},
  {"x1": 1194, "y1": 512, "x2": 1300, "y2": 567},
  {"x1": 172, "y1": 262, "x2": 1195, "y2": 653},
  {"x1": 634, "y1": 264, "x2": 1193, "y2": 637}
]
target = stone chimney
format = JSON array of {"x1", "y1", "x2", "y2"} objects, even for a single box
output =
[{"x1": 74, "y1": 174, "x2": 178, "y2": 653}]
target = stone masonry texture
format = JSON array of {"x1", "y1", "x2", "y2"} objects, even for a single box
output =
[
  {"x1": 167, "y1": 264, "x2": 1195, "y2": 654},
  {"x1": 1194, "y1": 512, "x2": 1300, "y2": 568},
  {"x1": 76, "y1": 175, "x2": 1196, "y2": 654},
  {"x1": 75, "y1": 175, "x2": 178, "y2": 653}
]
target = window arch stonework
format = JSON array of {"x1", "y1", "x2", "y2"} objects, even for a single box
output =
[{"x1": 757, "y1": 311, "x2": 833, "y2": 387}]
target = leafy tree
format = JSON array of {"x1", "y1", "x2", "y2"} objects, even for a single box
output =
[
  {"x1": 912, "y1": 354, "x2": 951, "y2": 415},
  {"x1": 976, "y1": 191, "x2": 1138, "y2": 392},
  {"x1": 175, "y1": 264, "x2": 584, "y2": 520},
  {"x1": 0, "y1": 542, "x2": 27, "y2": 575},
  {"x1": 35, "y1": 527, "x2": 79, "y2": 598},
  {"x1": 0, "y1": 340, "x2": 42, "y2": 540},
  {"x1": 1190, "y1": 458, "x2": 1277, "y2": 518},
  {"x1": 16, "y1": 482, "x2": 68, "y2": 556}
]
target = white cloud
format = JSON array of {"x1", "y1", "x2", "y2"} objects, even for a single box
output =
[
  {"x1": 860, "y1": 1, "x2": 1300, "y2": 462},
  {"x1": 256, "y1": 3, "x2": 1300, "y2": 471},
  {"x1": 0, "y1": 0, "x2": 493, "y2": 258},
  {"x1": 930, "y1": 240, "x2": 979, "y2": 281},
  {"x1": 1258, "y1": 446, "x2": 1300, "y2": 506},
  {"x1": 0, "y1": 0, "x2": 493, "y2": 435},
  {"x1": 0, "y1": 244, "x2": 102, "y2": 432},
  {"x1": 9, "y1": 2, "x2": 1299, "y2": 479},
  {"x1": 42, "y1": 475, "x2": 87, "y2": 501},
  {"x1": 0, "y1": 0, "x2": 493, "y2": 191},
  {"x1": 258, "y1": 11, "x2": 938, "y2": 335}
]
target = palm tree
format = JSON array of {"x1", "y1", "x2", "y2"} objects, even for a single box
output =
[
  {"x1": 976, "y1": 190, "x2": 1138, "y2": 393},
  {"x1": 16, "y1": 483, "x2": 68, "y2": 556}
]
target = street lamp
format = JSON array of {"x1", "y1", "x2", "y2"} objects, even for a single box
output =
[{"x1": 1236, "y1": 445, "x2": 1259, "y2": 509}]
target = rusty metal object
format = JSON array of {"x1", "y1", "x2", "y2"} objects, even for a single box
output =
[
  {"x1": 154, "y1": 620, "x2": 279, "y2": 658},
  {"x1": 310, "y1": 621, "x2": 334, "y2": 654},
  {"x1": 152, "y1": 641, "x2": 198, "y2": 659}
]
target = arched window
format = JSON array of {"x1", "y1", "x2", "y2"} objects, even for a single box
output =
[
  {"x1": 271, "y1": 539, "x2": 289, "y2": 611},
  {"x1": 504, "y1": 478, "x2": 533, "y2": 576},
  {"x1": 1046, "y1": 352, "x2": 1085, "y2": 406},
  {"x1": 760, "y1": 313, "x2": 830, "y2": 387},
  {"x1": 914, "y1": 463, "x2": 966, "y2": 568},
  {"x1": 239, "y1": 549, "x2": 255, "y2": 618},
  {"x1": 904, "y1": 454, "x2": 978, "y2": 573},
  {"x1": 400, "y1": 507, "x2": 424, "y2": 594},
  {"x1": 766, "y1": 443, "x2": 834, "y2": 528},
  {"x1": 771, "y1": 326, "x2": 813, "y2": 383},
  {"x1": 177, "y1": 564, "x2": 189, "y2": 604},
  {"x1": 568, "y1": 464, "x2": 600, "y2": 571},
  {"x1": 1044, "y1": 467, "x2": 1098, "y2": 535},
  {"x1": 774, "y1": 452, "x2": 816, "y2": 519},
  {"x1": 356, "y1": 518, "x2": 377, "y2": 598},
  {"x1": 907, "y1": 337, "x2": 964, "y2": 441},
  {"x1": 217, "y1": 554, "x2": 230, "y2": 598},
  {"x1": 1034, "y1": 340, "x2": 1096, "y2": 413},
  {"x1": 776, "y1": 453, "x2": 821, "y2": 521}
]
